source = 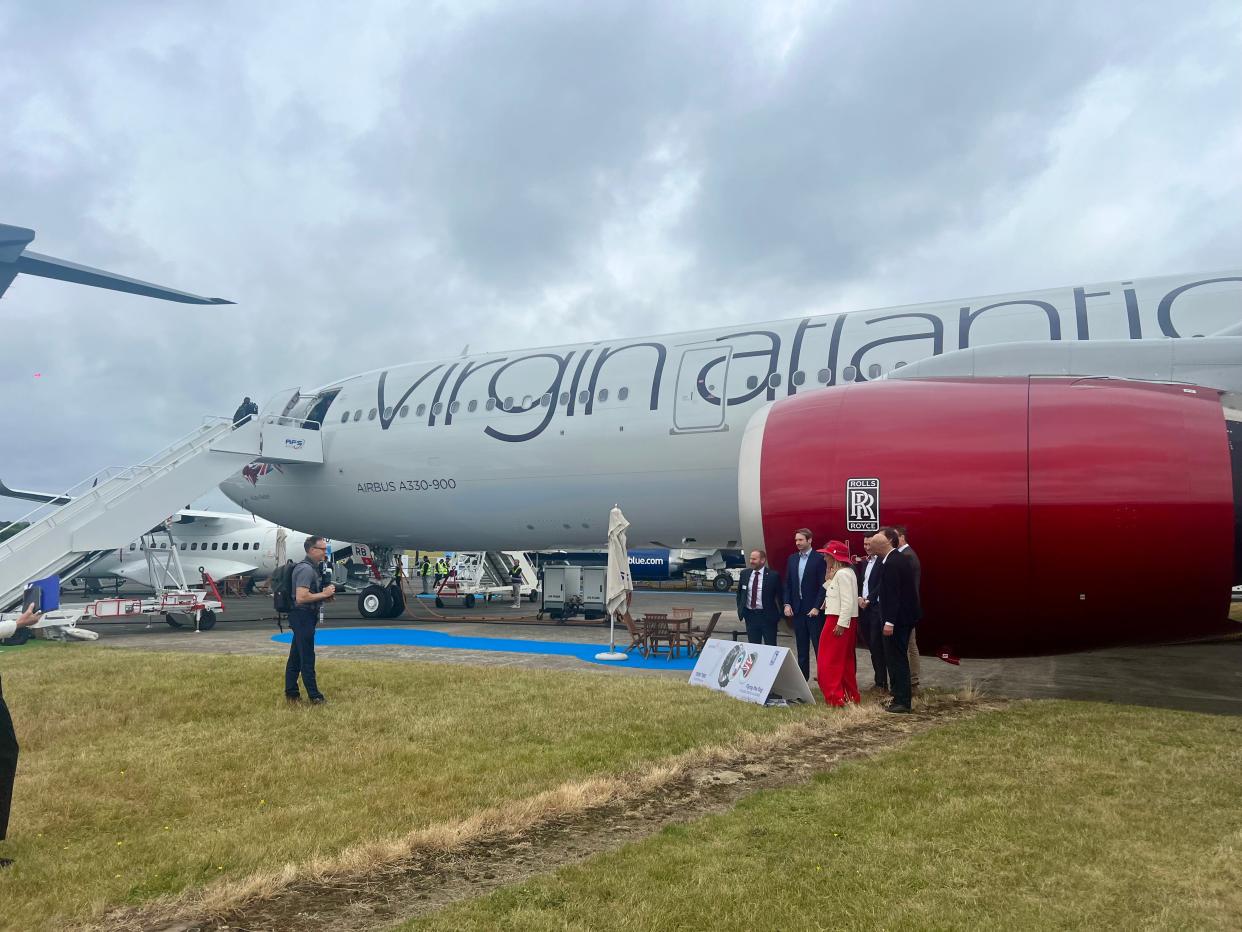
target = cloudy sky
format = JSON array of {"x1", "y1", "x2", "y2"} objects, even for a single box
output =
[{"x1": 1, "y1": 0, "x2": 1240, "y2": 516}]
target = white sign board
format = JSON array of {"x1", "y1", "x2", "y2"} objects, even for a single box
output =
[{"x1": 689, "y1": 638, "x2": 815, "y2": 706}]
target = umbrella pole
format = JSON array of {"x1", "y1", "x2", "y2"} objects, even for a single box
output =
[{"x1": 595, "y1": 610, "x2": 627, "y2": 661}]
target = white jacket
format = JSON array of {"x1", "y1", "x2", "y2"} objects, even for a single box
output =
[{"x1": 822, "y1": 568, "x2": 859, "y2": 628}]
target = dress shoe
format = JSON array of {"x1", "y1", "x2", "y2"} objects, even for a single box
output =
[
  {"x1": 310, "y1": 696, "x2": 328, "y2": 705},
  {"x1": 884, "y1": 702, "x2": 912, "y2": 714}
]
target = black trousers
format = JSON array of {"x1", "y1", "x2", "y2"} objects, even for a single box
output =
[
  {"x1": 741, "y1": 610, "x2": 778, "y2": 646},
  {"x1": 792, "y1": 613, "x2": 825, "y2": 680},
  {"x1": 883, "y1": 625, "x2": 914, "y2": 708},
  {"x1": 0, "y1": 676, "x2": 17, "y2": 841},
  {"x1": 860, "y1": 606, "x2": 888, "y2": 689},
  {"x1": 284, "y1": 616, "x2": 323, "y2": 700}
]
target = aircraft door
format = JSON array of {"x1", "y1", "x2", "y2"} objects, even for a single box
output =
[{"x1": 673, "y1": 346, "x2": 732, "y2": 432}]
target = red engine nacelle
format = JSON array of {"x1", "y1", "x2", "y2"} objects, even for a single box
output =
[{"x1": 739, "y1": 376, "x2": 1239, "y2": 658}]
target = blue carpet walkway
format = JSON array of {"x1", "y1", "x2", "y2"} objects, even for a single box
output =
[{"x1": 272, "y1": 627, "x2": 699, "y2": 670}]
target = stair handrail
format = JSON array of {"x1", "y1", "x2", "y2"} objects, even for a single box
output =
[{"x1": 0, "y1": 417, "x2": 237, "y2": 559}]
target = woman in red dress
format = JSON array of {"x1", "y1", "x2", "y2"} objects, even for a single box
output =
[{"x1": 816, "y1": 540, "x2": 861, "y2": 706}]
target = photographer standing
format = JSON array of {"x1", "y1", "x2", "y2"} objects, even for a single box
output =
[
  {"x1": 1, "y1": 604, "x2": 43, "y2": 868},
  {"x1": 285, "y1": 536, "x2": 336, "y2": 705}
]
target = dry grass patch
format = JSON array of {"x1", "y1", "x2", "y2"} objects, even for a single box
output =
[
  {"x1": 0, "y1": 643, "x2": 820, "y2": 931},
  {"x1": 407, "y1": 701, "x2": 1242, "y2": 931}
]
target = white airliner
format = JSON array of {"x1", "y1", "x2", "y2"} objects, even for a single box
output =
[{"x1": 219, "y1": 270, "x2": 1242, "y2": 657}]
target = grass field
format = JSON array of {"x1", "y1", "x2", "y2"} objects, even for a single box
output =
[
  {"x1": 406, "y1": 701, "x2": 1242, "y2": 931},
  {"x1": 0, "y1": 643, "x2": 818, "y2": 931}
]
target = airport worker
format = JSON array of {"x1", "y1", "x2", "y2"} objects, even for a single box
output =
[
  {"x1": 510, "y1": 562, "x2": 523, "y2": 608},
  {"x1": 855, "y1": 535, "x2": 888, "y2": 691},
  {"x1": 817, "y1": 541, "x2": 861, "y2": 706},
  {"x1": 434, "y1": 557, "x2": 448, "y2": 586},
  {"x1": 419, "y1": 556, "x2": 432, "y2": 593},
  {"x1": 783, "y1": 528, "x2": 828, "y2": 681},
  {"x1": 233, "y1": 396, "x2": 258, "y2": 426},
  {"x1": 736, "y1": 549, "x2": 782, "y2": 645},
  {"x1": 894, "y1": 525, "x2": 922, "y2": 691},
  {"x1": 0, "y1": 603, "x2": 43, "y2": 868},
  {"x1": 285, "y1": 536, "x2": 336, "y2": 705},
  {"x1": 870, "y1": 527, "x2": 921, "y2": 713}
]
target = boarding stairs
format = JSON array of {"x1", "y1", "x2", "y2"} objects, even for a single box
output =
[
  {"x1": 0, "y1": 413, "x2": 323, "y2": 611},
  {"x1": 449, "y1": 552, "x2": 539, "y2": 599}
]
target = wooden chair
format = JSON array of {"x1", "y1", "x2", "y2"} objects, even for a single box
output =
[
  {"x1": 620, "y1": 611, "x2": 649, "y2": 657},
  {"x1": 690, "y1": 611, "x2": 723, "y2": 655},
  {"x1": 642, "y1": 612, "x2": 675, "y2": 659}
]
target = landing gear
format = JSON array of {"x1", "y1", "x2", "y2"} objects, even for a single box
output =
[
  {"x1": 712, "y1": 574, "x2": 733, "y2": 592},
  {"x1": 359, "y1": 585, "x2": 392, "y2": 619},
  {"x1": 383, "y1": 585, "x2": 406, "y2": 618}
]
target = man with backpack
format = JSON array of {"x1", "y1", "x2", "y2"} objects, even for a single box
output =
[{"x1": 282, "y1": 536, "x2": 336, "y2": 705}]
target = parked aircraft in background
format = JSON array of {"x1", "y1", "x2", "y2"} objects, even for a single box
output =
[{"x1": 222, "y1": 270, "x2": 1242, "y2": 658}]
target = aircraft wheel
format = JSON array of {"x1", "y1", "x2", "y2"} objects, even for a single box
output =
[
  {"x1": 463, "y1": 594, "x2": 476, "y2": 609},
  {"x1": 384, "y1": 586, "x2": 406, "y2": 618},
  {"x1": 0, "y1": 626, "x2": 31, "y2": 646},
  {"x1": 198, "y1": 610, "x2": 218, "y2": 631},
  {"x1": 359, "y1": 585, "x2": 391, "y2": 619},
  {"x1": 712, "y1": 574, "x2": 733, "y2": 592},
  {"x1": 165, "y1": 613, "x2": 185, "y2": 629}
]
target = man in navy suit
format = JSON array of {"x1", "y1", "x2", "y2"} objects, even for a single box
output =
[
  {"x1": 736, "y1": 549, "x2": 783, "y2": 646},
  {"x1": 783, "y1": 528, "x2": 827, "y2": 680},
  {"x1": 870, "y1": 527, "x2": 922, "y2": 713}
]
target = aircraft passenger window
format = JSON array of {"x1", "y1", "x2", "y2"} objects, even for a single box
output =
[
  {"x1": 129, "y1": 543, "x2": 136, "y2": 551},
  {"x1": 792, "y1": 371, "x2": 806, "y2": 386},
  {"x1": 190, "y1": 543, "x2": 197, "y2": 550},
  {"x1": 485, "y1": 398, "x2": 496, "y2": 411},
  {"x1": 399, "y1": 405, "x2": 409, "y2": 417},
  {"x1": 432, "y1": 402, "x2": 443, "y2": 415},
  {"x1": 519, "y1": 395, "x2": 531, "y2": 409},
  {"x1": 242, "y1": 543, "x2": 249, "y2": 550},
  {"x1": 449, "y1": 401, "x2": 460, "y2": 414},
  {"x1": 253, "y1": 542, "x2": 259, "y2": 549},
  {"x1": 384, "y1": 407, "x2": 393, "y2": 419},
  {"x1": 353, "y1": 410, "x2": 362, "y2": 422},
  {"x1": 180, "y1": 543, "x2": 187, "y2": 551},
  {"x1": 618, "y1": 387, "x2": 629, "y2": 401},
  {"x1": 467, "y1": 400, "x2": 478, "y2": 413},
  {"x1": 416, "y1": 404, "x2": 426, "y2": 416},
  {"x1": 340, "y1": 411, "x2": 350, "y2": 424},
  {"x1": 598, "y1": 388, "x2": 609, "y2": 402},
  {"x1": 559, "y1": 391, "x2": 570, "y2": 405},
  {"x1": 817, "y1": 368, "x2": 832, "y2": 384},
  {"x1": 894, "y1": 360, "x2": 907, "y2": 369},
  {"x1": 368, "y1": 408, "x2": 377, "y2": 421},
  {"x1": 211, "y1": 543, "x2": 219, "y2": 551},
  {"x1": 868, "y1": 364, "x2": 882, "y2": 379},
  {"x1": 578, "y1": 390, "x2": 589, "y2": 405},
  {"x1": 503, "y1": 396, "x2": 514, "y2": 411},
  {"x1": 233, "y1": 542, "x2": 240, "y2": 550},
  {"x1": 843, "y1": 365, "x2": 858, "y2": 381},
  {"x1": 540, "y1": 393, "x2": 552, "y2": 407},
  {"x1": 746, "y1": 375, "x2": 758, "y2": 390},
  {"x1": 768, "y1": 373, "x2": 783, "y2": 388}
]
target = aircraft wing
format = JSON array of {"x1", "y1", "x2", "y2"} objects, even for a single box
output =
[
  {"x1": 1, "y1": 223, "x2": 233, "y2": 305},
  {"x1": 0, "y1": 479, "x2": 70, "y2": 505}
]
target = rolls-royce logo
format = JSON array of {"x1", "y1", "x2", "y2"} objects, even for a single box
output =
[{"x1": 846, "y1": 477, "x2": 880, "y2": 532}]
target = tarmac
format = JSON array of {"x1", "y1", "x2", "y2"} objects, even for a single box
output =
[{"x1": 50, "y1": 587, "x2": 1242, "y2": 716}]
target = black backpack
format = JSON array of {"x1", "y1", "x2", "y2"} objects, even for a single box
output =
[{"x1": 272, "y1": 561, "x2": 298, "y2": 613}]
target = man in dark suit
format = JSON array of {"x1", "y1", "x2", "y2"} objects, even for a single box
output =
[
  {"x1": 854, "y1": 534, "x2": 887, "y2": 691},
  {"x1": 736, "y1": 549, "x2": 783, "y2": 646},
  {"x1": 783, "y1": 528, "x2": 828, "y2": 680},
  {"x1": 895, "y1": 525, "x2": 922, "y2": 690},
  {"x1": 871, "y1": 527, "x2": 921, "y2": 713}
]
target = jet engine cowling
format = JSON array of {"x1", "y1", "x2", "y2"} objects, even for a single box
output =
[{"x1": 739, "y1": 376, "x2": 1240, "y2": 658}]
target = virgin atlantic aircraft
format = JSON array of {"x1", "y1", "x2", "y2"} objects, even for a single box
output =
[{"x1": 221, "y1": 271, "x2": 1242, "y2": 659}]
